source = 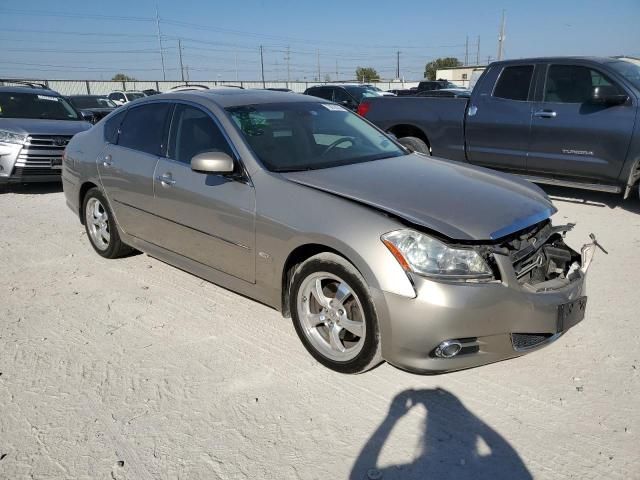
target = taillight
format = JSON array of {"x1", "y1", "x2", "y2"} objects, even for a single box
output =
[{"x1": 357, "y1": 101, "x2": 371, "y2": 117}]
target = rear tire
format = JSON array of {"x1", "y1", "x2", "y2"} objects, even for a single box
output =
[
  {"x1": 289, "y1": 252, "x2": 383, "y2": 374},
  {"x1": 398, "y1": 136, "x2": 430, "y2": 155},
  {"x1": 82, "y1": 187, "x2": 133, "y2": 259}
]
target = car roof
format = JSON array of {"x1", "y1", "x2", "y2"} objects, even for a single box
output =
[
  {"x1": 142, "y1": 88, "x2": 324, "y2": 108},
  {"x1": 0, "y1": 85, "x2": 61, "y2": 96},
  {"x1": 489, "y1": 56, "x2": 625, "y2": 67}
]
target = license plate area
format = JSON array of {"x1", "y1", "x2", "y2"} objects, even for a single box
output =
[{"x1": 557, "y1": 296, "x2": 587, "y2": 332}]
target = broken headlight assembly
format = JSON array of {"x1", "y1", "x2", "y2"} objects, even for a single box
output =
[{"x1": 382, "y1": 229, "x2": 494, "y2": 281}]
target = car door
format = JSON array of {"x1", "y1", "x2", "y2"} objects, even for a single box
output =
[
  {"x1": 98, "y1": 102, "x2": 172, "y2": 240},
  {"x1": 465, "y1": 64, "x2": 536, "y2": 171},
  {"x1": 152, "y1": 103, "x2": 256, "y2": 283},
  {"x1": 527, "y1": 63, "x2": 635, "y2": 182}
]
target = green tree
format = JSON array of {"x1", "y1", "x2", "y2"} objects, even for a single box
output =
[
  {"x1": 423, "y1": 57, "x2": 462, "y2": 80},
  {"x1": 112, "y1": 73, "x2": 136, "y2": 81},
  {"x1": 355, "y1": 67, "x2": 380, "y2": 82}
]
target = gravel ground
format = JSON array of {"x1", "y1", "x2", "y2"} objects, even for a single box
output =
[{"x1": 0, "y1": 183, "x2": 639, "y2": 480}]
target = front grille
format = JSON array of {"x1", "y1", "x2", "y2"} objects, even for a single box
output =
[
  {"x1": 511, "y1": 333, "x2": 553, "y2": 350},
  {"x1": 14, "y1": 134, "x2": 72, "y2": 171},
  {"x1": 12, "y1": 167, "x2": 61, "y2": 177}
]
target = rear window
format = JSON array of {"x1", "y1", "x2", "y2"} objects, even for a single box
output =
[{"x1": 493, "y1": 65, "x2": 534, "y2": 101}]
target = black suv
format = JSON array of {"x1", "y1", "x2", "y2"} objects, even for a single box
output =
[
  {"x1": 416, "y1": 80, "x2": 460, "y2": 92},
  {"x1": 303, "y1": 84, "x2": 381, "y2": 111}
]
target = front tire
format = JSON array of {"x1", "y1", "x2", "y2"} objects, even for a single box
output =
[
  {"x1": 83, "y1": 187, "x2": 132, "y2": 259},
  {"x1": 290, "y1": 253, "x2": 382, "y2": 374},
  {"x1": 398, "y1": 136, "x2": 430, "y2": 155}
]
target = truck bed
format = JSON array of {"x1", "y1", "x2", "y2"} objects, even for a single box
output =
[{"x1": 362, "y1": 96, "x2": 469, "y2": 161}]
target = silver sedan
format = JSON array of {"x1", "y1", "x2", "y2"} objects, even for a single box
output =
[{"x1": 62, "y1": 90, "x2": 597, "y2": 374}]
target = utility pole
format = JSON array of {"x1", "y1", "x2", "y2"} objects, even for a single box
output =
[
  {"x1": 465, "y1": 36, "x2": 469, "y2": 66},
  {"x1": 155, "y1": 5, "x2": 166, "y2": 81},
  {"x1": 476, "y1": 35, "x2": 481, "y2": 65},
  {"x1": 396, "y1": 50, "x2": 400, "y2": 79},
  {"x1": 316, "y1": 49, "x2": 320, "y2": 82},
  {"x1": 335, "y1": 59, "x2": 338, "y2": 81},
  {"x1": 285, "y1": 45, "x2": 291, "y2": 84},
  {"x1": 178, "y1": 38, "x2": 185, "y2": 82},
  {"x1": 260, "y1": 45, "x2": 265, "y2": 88},
  {"x1": 235, "y1": 50, "x2": 238, "y2": 82},
  {"x1": 497, "y1": 10, "x2": 506, "y2": 61}
]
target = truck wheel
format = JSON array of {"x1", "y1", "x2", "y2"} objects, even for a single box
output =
[{"x1": 398, "y1": 136, "x2": 430, "y2": 155}]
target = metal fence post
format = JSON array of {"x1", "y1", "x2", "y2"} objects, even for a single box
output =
[{"x1": 85, "y1": 81, "x2": 91, "y2": 94}]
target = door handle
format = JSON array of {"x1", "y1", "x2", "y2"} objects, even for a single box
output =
[
  {"x1": 157, "y1": 173, "x2": 176, "y2": 186},
  {"x1": 102, "y1": 154, "x2": 112, "y2": 167},
  {"x1": 534, "y1": 110, "x2": 557, "y2": 118}
]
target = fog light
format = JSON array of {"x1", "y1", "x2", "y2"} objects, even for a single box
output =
[{"x1": 435, "y1": 340, "x2": 462, "y2": 358}]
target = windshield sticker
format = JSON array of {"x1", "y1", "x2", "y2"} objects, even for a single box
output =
[
  {"x1": 321, "y1": 104, "x2": 345, "y2": 111},
  {"x1": 37, "y1": 95, "x2": 60, "y2": 102}
]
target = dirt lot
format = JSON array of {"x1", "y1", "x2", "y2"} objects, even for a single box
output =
[{"x1": 0, "y1": 183, "x2": 639, "y2": 480}]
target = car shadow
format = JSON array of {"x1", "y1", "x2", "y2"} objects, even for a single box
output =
[
  {"x1": 349, "y1": 388, "x2": 532, "y2": 480},
  {"x1": 0, "y1": 182, "x2": 63, "y2": 195},
  {"x1": 540, "y1": 185, "x2": 640, "y2": 214}
]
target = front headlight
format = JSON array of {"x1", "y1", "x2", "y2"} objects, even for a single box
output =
[
  {"x1": 0, "y1": 130, "x2": 27, "y2": 145},
  {"x1": 382, "y1": 229, "x2": 493, "y2": 280}
]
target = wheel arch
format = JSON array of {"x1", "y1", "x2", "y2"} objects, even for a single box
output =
[
  {"x1": 280, "y1": 243, "x2": 365, "y2": 317},
  {"x1": 78, "y1": 181, "x2": 99, "y2": 225}
]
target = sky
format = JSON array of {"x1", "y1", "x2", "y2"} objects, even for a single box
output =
[{"x1": 1, "y1": 0, "x2": 639, "y2": 82}]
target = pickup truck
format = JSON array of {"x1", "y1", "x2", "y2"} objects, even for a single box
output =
[{"x1": 359, "y1": 57, "x2": 640, "y2": 199}]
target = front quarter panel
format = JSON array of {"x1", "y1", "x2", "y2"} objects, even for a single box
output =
[{"x1": 252, "y1": 170, "x2": 416, "y2": 306}]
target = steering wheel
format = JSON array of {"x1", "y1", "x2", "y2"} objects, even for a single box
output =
[{"x1": 320, "y1": 137, "x2": 355, "y2": 156}]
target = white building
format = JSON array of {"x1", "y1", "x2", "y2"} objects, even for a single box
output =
[{"x1": 435, "y1": 65, "x2": 486, "y2": 88}]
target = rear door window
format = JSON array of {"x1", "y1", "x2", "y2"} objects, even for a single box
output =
[
  {"x1": 117, "y1": 103, "x2": 171, "y2": 156},
  {"x1": 493, "y1": 65, "x2": 534, "y2": 101}
]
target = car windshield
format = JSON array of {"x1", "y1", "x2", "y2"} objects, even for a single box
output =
[
  {"x1": 607, "y1": 59, "x2": 640, "y2": 90},
  {"x1": 69, "y1": 96, "x2": 117, "y2": 109},
  {"x1": 126, "y1": 92, "x2": 145, "y2": 100},
  {"x1": 344, "y1": 86, "x2": 382, "y2": 102},
  {"x1": 226, "y1": 101, "x2": 406, "y2": 172},
  {"x1": 0, "y1": 92, "x2": 80, "y2": 120}
]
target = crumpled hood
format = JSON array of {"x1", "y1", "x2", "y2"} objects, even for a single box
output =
[
  {"x1": 281, "y1": 154, "x2": 556, "y2": 241},
  {"x1": 0, "y1": 118, "x2": 91, "y2": 136}
]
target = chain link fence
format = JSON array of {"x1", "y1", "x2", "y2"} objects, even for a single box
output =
[{"x1": 0, "y1": 79, "x2": 419, "y2": 95}]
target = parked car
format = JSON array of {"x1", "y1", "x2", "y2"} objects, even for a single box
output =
[
  {"x1": 63, "y1": 89, "x2": 597, "y2": 374},
  {"x1": 67, "y1": 95, "x2": 118, "y2": 123},
  {"x1": 0, "y1": 85, "x2": 91, "y2": 184},
  {"x1": 416, "y1": 88, "x2": 472, "y2": 98},
  {"x1": 387, "y1": 89, "x2": 416, "y2": 96},
  {"x1": 359, "y1": 57, "x2": 640, "y2": 199},
  {"x1": 416, "y1": 79, "x2": 460, "y2": 92},
  {"x1": 266, "y1": 87, "x2": 293, "y2": 92},
  {"x1": 166, "y1": 84, "x2": 244, "y2": 93},
  {"x1": 303, "y1": 84, "x2": 384, "y2": 111},
  {"x1": 107, "y1": 91, "x2": 146, "y2": 105},
  {"x1": 142, "y1": 89, "x2": 161, "y2": 96}
]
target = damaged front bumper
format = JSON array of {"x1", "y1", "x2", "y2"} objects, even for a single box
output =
[{"x1": 373, "y1": 222, "x2": 600, "y2": 374}]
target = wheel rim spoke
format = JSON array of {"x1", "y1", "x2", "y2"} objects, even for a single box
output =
[
  {"x1": 329, "y1": 325, "x2": 345, "y2": 352},
  {"x1": 311, "y1": 278, "x2": 330, "y2": 308},
  {"x1": 334, "y1": 282, "x2": 351, "y2": 305},
  {"x1": 307, "y1": 313, "x2": 325, "y2": 327},
  {"x1": 340, "y1": 316, "x2": 363, "y2": 337}
]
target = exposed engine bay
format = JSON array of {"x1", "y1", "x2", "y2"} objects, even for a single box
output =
[{"x1": 497, "y1": 221, "x2": 598, "y2": 292}]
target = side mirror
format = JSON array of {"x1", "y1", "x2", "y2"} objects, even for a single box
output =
[
  {"x1": 80, "y1": 110, "x2": 96, "y2": 124},
  {"x1": 191, "y1": 151, "x2": 235, "y2": 174},
  {"x1": 591, "y1": 85, "x2": 628, "y2": 106}
]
